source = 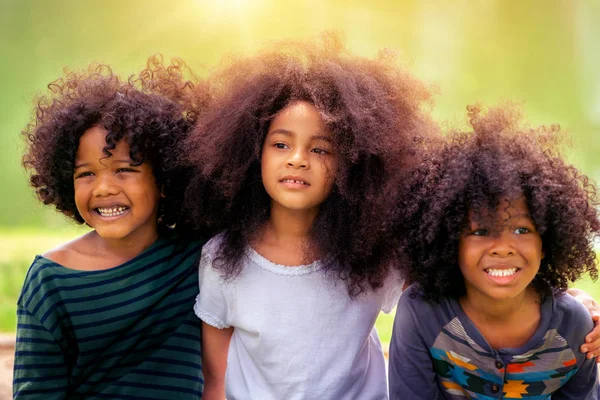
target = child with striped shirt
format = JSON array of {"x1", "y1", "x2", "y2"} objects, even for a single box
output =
[{"x1": 14, "y1": 56, "x2": 208, "y2": 399}]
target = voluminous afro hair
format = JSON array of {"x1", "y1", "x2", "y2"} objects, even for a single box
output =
[
  {"x1": 22, "y1": 55, "x2": 207, "y2": 233},
  {"x1": 397, "y1": 104, "x2": 600, "y2": 302},
  {"x1": 183, "y1": 33, "x2": 438, "y2": 297}
]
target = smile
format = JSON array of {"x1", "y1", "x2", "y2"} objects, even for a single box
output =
[
  {"x1": 280, "y1": 179, "x2": 309, "y2": 186},
  {"x1": 95, "y1": 206, "x2": 129, "y2": 217},
  {"x1": 484, "y1": 268, "x2": 519, "y2": 277}
]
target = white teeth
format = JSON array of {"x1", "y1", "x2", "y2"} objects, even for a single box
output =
[
  {"x1": 97, "y1": 206, "x2": 128, "y2": 217},
  {"x1": 486, "y1": 268, "x2": 518, "y2": 277},
  {"x1": 282, "y1": 179, "x2": 307, "y2": 185}
]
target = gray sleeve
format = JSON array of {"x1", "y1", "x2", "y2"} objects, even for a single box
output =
[
  {"x1": 388, "y1": 292, "x2": 444, "y2": 400},
  {"x1": 552, "y1": 294, "x2": 599, "y2": 399}
]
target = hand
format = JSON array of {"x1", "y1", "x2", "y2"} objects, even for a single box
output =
[{"x1": 580, "y1": 311, "x2": 600, "y2": 363}]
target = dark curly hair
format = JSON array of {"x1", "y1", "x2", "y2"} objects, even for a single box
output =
[
  {"x1": 397, "y1": 104, "x2": 600, "y2": 302},
  {"x1": 22, "y1": 55, "x2": 205, "y2": 232},
  {"x1": 183, "y1": 33, "x2": 437, "y2": 297}
]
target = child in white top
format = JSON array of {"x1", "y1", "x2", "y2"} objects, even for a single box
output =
[{"x1": 185, "y1": 34, "x2": 437, "y2": 399}]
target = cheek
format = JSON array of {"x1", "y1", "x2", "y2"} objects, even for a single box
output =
[
  {"x1": 73, "y1": 184, "x2": 87, "y2": 208},
  {"x1": 260, "y1": 149, "x2": 273, "y2": 174},
  {"x1": 457, "y1": 240, "x2": 468, "y2": 265},
  {"x1": 318, "y1": 158, "x2": 337, "y2": 185},
  {"x1": 457, "y1": 240, "x2": 482, "y2": 273}
]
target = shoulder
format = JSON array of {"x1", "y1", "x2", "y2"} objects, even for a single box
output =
[
  {"x1": 553, "y1": 292, "x2": 593, "y2": 325},
  {"x1": 551, "y1": 292, "x2": 594, "y2": 347},
  {"x1": 200, "y1": 233, "x2": 226, "y2": 260},
  {"x1": 17, "y1": 254, "x2": 65, "y2": 311},
  {"x1": 198, "y1": 233, "x2": 230, "y2": 279},
  {"x1": 397, "y1": 284, "x2": 436, "y2": 311},
  {"x1": 162, "y1": 231, "x2": 205, "y2": 259},
  {"x1": 395, "y1": 284, "x2": 450, "y2": 330},
  {"x1": 204, "y1": 233, "x2": 225, "y2": 250},
  {"x1": 41, "y1": 232, "x2": 91, "y2": 267}
]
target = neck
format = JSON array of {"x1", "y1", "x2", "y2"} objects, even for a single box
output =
[
  {"x1": 267, "y1": 202, "x2": 318, "y2": 241},
  {"x1": 460, "y1": 286, "x2": 538, "y2": 324}
]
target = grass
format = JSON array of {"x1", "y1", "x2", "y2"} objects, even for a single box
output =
[{"x1": 1, "y1": 229, "x2": 599, "y2": 348}]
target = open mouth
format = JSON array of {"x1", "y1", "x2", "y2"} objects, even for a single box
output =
[
  {"x1": 484, "y1": 268, "x2": 519, "y2": 277},
  {"x1": 280, "y1": 179, "x2": 310, "y2": 186},
  {"x1": 95, "y1": 206, "x2": 129, "y2": 217}
]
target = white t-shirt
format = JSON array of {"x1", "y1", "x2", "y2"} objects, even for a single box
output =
[{"x1": 194, "y1": 236, "x2": 403, "y2": 400}]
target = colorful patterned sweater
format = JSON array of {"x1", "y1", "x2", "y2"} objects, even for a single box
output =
[
  {"x1": 389, "y1": 285, "x2": 598, "y2": 399},
  {"x1": 13, "y1": 233, "x2": 204, "y2": 399}
]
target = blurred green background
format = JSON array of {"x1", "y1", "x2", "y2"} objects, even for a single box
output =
[{"x1": 1, "y1": 0, "x2": 599, "y2": 335}]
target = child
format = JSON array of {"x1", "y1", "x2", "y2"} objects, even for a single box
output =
[
  {"x1": 185, "y1": 34, "x2": 436, "y2": 399},
  {"x1": 14, "y1": 56, "x2": 208, "y2": 399},
  {"x1": 389, "y1": 105, "x2": 600, "y2": 399}
]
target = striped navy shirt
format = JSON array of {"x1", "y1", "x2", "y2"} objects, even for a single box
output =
[{"x1": 13, "y1": 233, "x2": 204, "y2": 399}]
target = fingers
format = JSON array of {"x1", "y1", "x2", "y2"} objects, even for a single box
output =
[{"x1": 581, "y1": 315, "x2": 600, "y2": 362}]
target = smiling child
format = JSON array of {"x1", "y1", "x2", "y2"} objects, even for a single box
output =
[
  {"x1": 389, "y1": 105, "x2": 599, "y2": 399},
  {"x1": 14, "y1": 56, "x2": 208, "y2": 399}
]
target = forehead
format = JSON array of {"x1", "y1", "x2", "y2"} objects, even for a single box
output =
[
  {"x1": 268, "y1": 101, "x2": 329, "y2": 137},
  {"x1": 76, "y1": 126, "x2": 131, "y2": 160},
  {"x1": 469, "y1": 196, "x2": 531, "y2": 222}
]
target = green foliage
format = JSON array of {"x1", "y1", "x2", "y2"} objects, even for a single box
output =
[{"x1": 2, "y1": 0, "x2": 600, "y2": 228}]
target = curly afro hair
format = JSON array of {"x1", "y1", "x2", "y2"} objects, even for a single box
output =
[
  {"x1": 183, "y1": 33, "x2": 438, "y2": 297},
  {"x1": 22, "y1": 55, "x2": 206, "y2": 233},
  {"x1": 397, "y1": 104, "x2": 600, "y2": 302}
]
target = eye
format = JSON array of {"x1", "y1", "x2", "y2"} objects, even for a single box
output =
[
  {"x1": 74, "y1": 171, "x2": 93, "y2": 179},
  {"x1": 274, "y1": 143, "x2": 289, "y2": 150},
  {"x1": 116, "y1": 167, "x2": 138, "y2": 173},
  {"x1": 514, "y1": 227, "x2": 530, "y2": 234},
  {"x1": 472, "y1": 229, "x2": 489, "y2": 236},
  {"x1": 311, "y1": 148, "x2": 330, "y2": 155}
]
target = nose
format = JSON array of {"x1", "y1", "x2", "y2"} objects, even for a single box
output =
[
  {"x1": 488, "y1": 231, "x2": 515, "y2": 257},
  {"x1": 92, "y1": 173, "x2": 120, "y2": 197},
  {"x1": 287, "y1": 149, "x2": 309, "y2": 169}
]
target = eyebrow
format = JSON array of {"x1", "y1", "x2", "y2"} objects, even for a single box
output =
[
  {"x1": 74, "y1": 159, "x2": 133, "y2": 169},
  {"x1": 268, "y1": 129, "x2": 332, "y2": 142},
  {"x1": 511, "y1": 212, "x2": 533, "y2": 219}
]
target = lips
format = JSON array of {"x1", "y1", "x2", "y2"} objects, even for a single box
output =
[
  {"x1": 483, "y1": 265, "x2": 522, "y2": 284},
  {"x1": 485, "y1": 267, "x2": 518, "y2": 277},
  {"x1": 93, "y1": 205, "x2": 130, "y2": 217},
  {"x1": 280, "y1": 176, "x2": 310, "y2": 186}
]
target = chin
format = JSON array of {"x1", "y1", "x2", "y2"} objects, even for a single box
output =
[
  {"x1": 94, "y1": 228, "x2": 130, "y2": 240},
  {"x1": 486, "y1": 289, "x2": 525, "y2": 301}
]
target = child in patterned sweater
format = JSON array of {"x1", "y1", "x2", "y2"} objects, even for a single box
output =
[{"x1": 389, "y1": 105, "x2": 600, "y2": 399}]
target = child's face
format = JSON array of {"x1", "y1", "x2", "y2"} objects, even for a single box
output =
[
  {"x1": 73, "y1": 125, "x2": 161, "y2": 243},
  {"x1": 261, "y1": 101, "x2": 337, "y2": 214},
  {"x1": 458, "y1": 197, "x2": 544, "y2": 302}
]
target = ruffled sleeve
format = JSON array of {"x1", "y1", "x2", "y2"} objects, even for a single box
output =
[{"x1": 194, "y1": 236, "x2": 232, "y2": 329}]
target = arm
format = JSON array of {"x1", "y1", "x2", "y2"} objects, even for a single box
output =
[
  {"x1": 13, "y1": 305, "x2": 68, "y2": 399},
  {"x1": 568, "y1": 288, "x2": 600, "y2": 362},
  {"x1": 201, "y1": 322, "x2": 233, "y2": 400},
  {"x1": 388, "y1": 293, "x2": 443, "y2": 400}
]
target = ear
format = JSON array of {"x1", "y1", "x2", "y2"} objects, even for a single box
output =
[{"x1": 160, "y1": 185, "x2": 166, "y2": 198}]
